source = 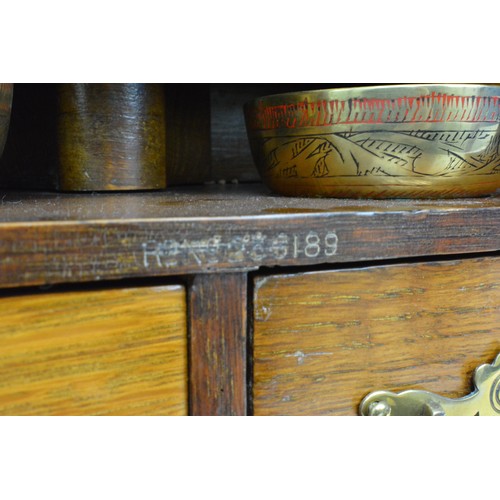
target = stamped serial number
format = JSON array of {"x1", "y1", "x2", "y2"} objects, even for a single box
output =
[{"x1": 141, "y1": 230, "x2": 338, "y2": 268}]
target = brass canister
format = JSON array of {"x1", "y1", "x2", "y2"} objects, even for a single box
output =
[
  {"x1": 0, "y1": 83, "x2": 13, "y2": 161},
  {"x1": 58, "y1": 83, "x2": 166, "y2": 191}
]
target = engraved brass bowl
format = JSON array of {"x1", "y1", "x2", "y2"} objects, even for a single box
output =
[
  {"x1": 0, "y1": 84, "x2": 13, "y2": 160},
  {"x1": 244, "y1": 84, "x2": 500, "y2": 198}
]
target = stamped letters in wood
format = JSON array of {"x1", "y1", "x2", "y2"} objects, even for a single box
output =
[{"x1": 142, "y1": 230, "x2": 339, "y2": 269}]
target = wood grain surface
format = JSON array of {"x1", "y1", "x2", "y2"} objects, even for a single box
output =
[
  {"x1": 0, "y1": 185, "x2": 497, "y2": 289},
  {"x1": 0, "y1": 285, "x2": 187, "y2": 415},
  {"x1": 188, "y1": 273, "x2": 247, "y2": 415},
  {"x1": 253, "y1": 257, "x2": 500, "y2": 415}
]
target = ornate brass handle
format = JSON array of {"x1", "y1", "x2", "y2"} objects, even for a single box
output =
[{"x1": 359, "y1": 353, "x2": 500, "y2": 416}]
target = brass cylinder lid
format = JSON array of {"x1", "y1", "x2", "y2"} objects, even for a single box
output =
[{"x1": 58, "y1": 83, "x2": 167, "y2": 192}]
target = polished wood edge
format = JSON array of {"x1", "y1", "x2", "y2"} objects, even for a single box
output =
[{"x1": 0, "y1": 205, "x2": 498, "y2": 288}]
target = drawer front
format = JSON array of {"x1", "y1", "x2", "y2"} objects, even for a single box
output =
[
  {"x1": 0, "y1": 285, "x2": 187, "y2": 415},
  {"x1": 253, "y1": 257, "x2": 500, "y2": 415}
]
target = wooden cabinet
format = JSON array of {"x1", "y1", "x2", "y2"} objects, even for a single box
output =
[{"x1": 0, "y1": 84, "x2": 498, "y2": 416}]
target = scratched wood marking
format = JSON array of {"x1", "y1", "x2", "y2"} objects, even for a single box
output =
[{"x1": 142, "y1": 230, "x2": 338, "y2": 269}]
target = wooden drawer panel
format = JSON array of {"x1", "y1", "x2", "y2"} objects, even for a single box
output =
[
  {"x1": 0, "y1": 285, "x2": 187, "y2": 415},
  {"x1": 253, "y1": 257, "x2": 500, "y2": 415}
]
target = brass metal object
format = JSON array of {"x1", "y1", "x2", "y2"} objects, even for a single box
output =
[
  {"x1": 57, "y1": 83, "x2": 167, "y2": 192},
  {"x1": 244, "y1": 84, "x2": 500, "y2": 198},
  {"x1": 0, "y1": 83, "x2": 13, "y2": 160},
  {"x1": 359, "y1": 353, "x2": 500, "y2": 416}
]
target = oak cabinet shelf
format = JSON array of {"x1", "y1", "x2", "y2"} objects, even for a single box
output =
[{"x1": 0, "y1": 184, "x2": 498, "y2": 289}]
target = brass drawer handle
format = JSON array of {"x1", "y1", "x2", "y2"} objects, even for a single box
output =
[{"x1": 359, "y1": 353, "x2": 500, "y2": 416}]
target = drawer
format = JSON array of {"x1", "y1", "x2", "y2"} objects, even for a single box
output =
[
  {"x1": 0, "y1": 284, "x2": 187, "y2": 415},
  {"x1": 252, "y1": 257, "x2": 500, "y2": 415}
]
